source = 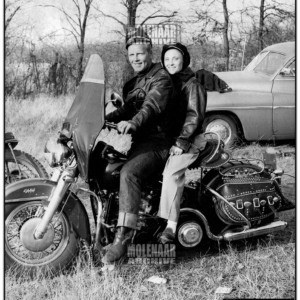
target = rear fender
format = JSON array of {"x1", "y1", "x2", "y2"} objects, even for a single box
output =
[
  {"x1": 179, "y1": 208, "x2": 222, "y2": 241},
  {"x1": 5, "y1": 178, "x2": 91, "y2": 243}
]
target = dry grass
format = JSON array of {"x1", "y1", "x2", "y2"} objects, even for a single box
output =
[
  {"x1": 5, "y1": 94, "x2": 131, "y2": 174},
  {"x1": 5, "y1": 94, "x2": 74, "y2": 173},
  {"x1": 5, "y1": 241, "x2": 295, "y2": 300},
  {"x1": 5, "y1": 95, "x2": 295, "y2": 299}
]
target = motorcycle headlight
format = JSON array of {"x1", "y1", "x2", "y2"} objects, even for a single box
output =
[{"x1": 44, "y1": 137, "x2": 72, "y2": 167}]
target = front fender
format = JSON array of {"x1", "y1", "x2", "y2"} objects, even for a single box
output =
[{"x1": 5, "y1": 178, "x2": 91, "y2": 243}]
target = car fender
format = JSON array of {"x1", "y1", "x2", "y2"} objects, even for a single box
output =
[
  {"x1": 206, "y1": 90, "x2": 273, "y2": 141},
  {"x1": 5, "y1": 178, "x2": 91, "y2": 243}
]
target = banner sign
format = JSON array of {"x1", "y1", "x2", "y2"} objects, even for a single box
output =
[{"x1": 127, "y1": 24, "x2": 181, "y2": 45}]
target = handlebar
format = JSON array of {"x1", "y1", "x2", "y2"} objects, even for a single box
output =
[{"x1": 104, "y1": 121, "x2": 117, "y2": 130}]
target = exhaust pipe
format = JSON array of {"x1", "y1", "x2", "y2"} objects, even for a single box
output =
[{"x1": 222, "y1": 220, "x2": 287, "y2": 241}]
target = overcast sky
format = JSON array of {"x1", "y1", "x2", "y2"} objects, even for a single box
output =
[{"x1": 6, "y1": 0, "x2": 295, "y2": 47}]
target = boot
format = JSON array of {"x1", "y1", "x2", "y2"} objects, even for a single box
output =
[
  {"x1": 102, "y1": 226, "x2": 134, "y2": 264},
  {"x1": 159, "y1": 227, "x2": 175, "y2": 244}
]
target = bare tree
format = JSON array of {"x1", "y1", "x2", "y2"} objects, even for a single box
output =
[
  {"x1": 93, "y1": 0, "x2": 177, "y2": 83},
  {"x1": 5, "y1": 1, "x2": 39, "y2": 97},
  {"x1": 241, "y1": 0, "x2": 295, "y2": 51},
  {"x1": 5, "y1": 1, "x2": 21, "y2": 32},
  {"x1": 258, "y1": 0, "x2": 295, "y2": 50},
  {"x1": 222, "y1": 0, "x2": 229, "y2": 70},
  {"x1": 41, "y1": 0, "x2": 95, "y2": 85},
  {"x1": 193, "y1": 0, "x2": 232, "y2": 70},
  {"x1": 258, "y1": 0, "x2": 265, "y2": 51},
  {"x1": 5, "y1": 0, "x2": 28, "y2": 59},
  {"x1": 93, "y1": 0, "x2": 177, "y2": 41}
]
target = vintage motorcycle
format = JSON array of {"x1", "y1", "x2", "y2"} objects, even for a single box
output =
[
  {"x1": 5, "y1": 132, "x2": 48, "y2": 185},
  {"x1": 5, "y1": 54, "x2": 295, "y2": 275}
]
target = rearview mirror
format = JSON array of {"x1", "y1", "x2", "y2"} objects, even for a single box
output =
[{"x1": 279, "y1": 68, "x2": 292, "y2": 76}]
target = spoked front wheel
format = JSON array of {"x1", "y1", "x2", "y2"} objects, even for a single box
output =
[{"x1": 5, "y1": 201, "x2": 78, "y2": 275}]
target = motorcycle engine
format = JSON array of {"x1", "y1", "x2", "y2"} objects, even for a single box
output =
[
  {"x1": 136, "y1": 187, "x2": 161, "y2": 231},
  {"x1": 139, "y1": 187, "x2": 161, "y2": 215}
]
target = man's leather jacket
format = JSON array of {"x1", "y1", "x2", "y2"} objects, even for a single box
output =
[
  {"x1": 106, "y1": 63, "x2": 177, "y2": 140},
  {"x1": 174, "y1": 68, "x2": 207, "y2": 152}
]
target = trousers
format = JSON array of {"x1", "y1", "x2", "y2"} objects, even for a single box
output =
[
  {"x1": 157, "y1": 144, "x2": 200, "y2": 222},
  {"x1": 117, "y1": 136, "x2": 172, "y2": 229}
]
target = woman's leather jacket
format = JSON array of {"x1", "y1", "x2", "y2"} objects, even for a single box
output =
[{"x1": 174, "y1": 68, "x2": 207, "y2": 152}]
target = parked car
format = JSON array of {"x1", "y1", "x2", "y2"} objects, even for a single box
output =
[{"x1": 204, "y1": 41, "x2": 295, "y2": 147}]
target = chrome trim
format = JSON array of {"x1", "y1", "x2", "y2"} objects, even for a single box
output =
[
  {"x1": 205, "y1": 186, "x2": 251, "y2": 228},
  {"x1": 81, "y1": 78, "x2": 104, "y2": 84},
  {"x1": 273, "y1": 106, "x2": 295, "y2": 109},
  {"x1": 253, "y1": 198, "x2": 260, "y2": 208},
  {"x1": 180, "y1": 208, "x2": 223, "y2": 241},
  {"x1": 8, "y1": 143, "x2": 22, "y2": 179},
  {"x1": 178, "y1": 222, "x2": 203, "y2": 248},
  {"x1": 77, "y1": 188, "x2": 103, "y2": 249},
  {"x1": 222, "y1": 220, "x2": 287, "y2": 241},
  {"x1": 236, "y1": 199, "x2": 244, "y2": 209},
  {"x1": 34, "y1": 171, "x2": 72, "y2": 239},
  {"x1": 274, "y1": 78, "x2": 295, "y2": 81},
  {"x1": 5, "y1": 196, "x2": 49, "y2": 203},
  {"x1": 267, "y1": 196, "x2": 274, "y2": 205},
  {"x1": 203, "y1": 132, "x2": 220, "y2": 163}
]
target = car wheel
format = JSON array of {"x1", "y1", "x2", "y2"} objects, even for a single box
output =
[{"x1": 204, "y1": 114, "x2": 239, "y2": 148}]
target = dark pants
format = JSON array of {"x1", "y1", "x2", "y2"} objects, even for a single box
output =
[{"x1": 117, "y1": 136, "x2": 172, "y2": 229}]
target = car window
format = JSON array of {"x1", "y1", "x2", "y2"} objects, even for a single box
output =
[
  {"x1": 245, "y1": 51, "x2": 268, "y2": 70},
  {"x1": 284, "y1": 60, "x2": 295, "y2": 76},
  {"x1": 253, "y1": 52, "x2": 286, "y2": 76}
]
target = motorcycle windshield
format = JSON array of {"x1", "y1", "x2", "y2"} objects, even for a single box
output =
[{"x1": 61, "y1": 54, "x2": 105, "y2": 180}]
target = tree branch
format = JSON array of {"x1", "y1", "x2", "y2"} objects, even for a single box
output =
[
  {"x1": 5, "y1": 6, "x2": 21, "y2": 32},
  {"x1": 93, "y1": 5, "x2": 126, "y2": 28},
  {"x1": 140, "y1": 10, "x2": 177, "y2": 26}
]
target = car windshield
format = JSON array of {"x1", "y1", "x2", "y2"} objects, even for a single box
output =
[
  {"x1": 245, "y1": 51, "x2": 268, "y2": 70},
  {"x1": 245, "y1": 51, "x2": 286, "y2": 76}
]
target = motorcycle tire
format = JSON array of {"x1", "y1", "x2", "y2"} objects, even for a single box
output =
[
  {"x1": 5, "y1": 201, "x2": 79, "y2": 276},
  {"x1": 5, "y1": 150, "x2": 48, "y2": 186}
]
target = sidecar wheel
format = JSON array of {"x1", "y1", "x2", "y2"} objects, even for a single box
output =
[
  {"x1": 5, "y1": 201, "x2": 79, "y2": 276},
  {"x1": 176, "y1": 219, "x2": 205, "y2": 250}
]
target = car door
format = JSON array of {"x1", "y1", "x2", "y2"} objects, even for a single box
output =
[{"x1": 272, "y1": 59, "x2": 296, "y2": 139}]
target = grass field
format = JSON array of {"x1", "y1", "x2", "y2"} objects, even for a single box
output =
[{"x1": 5, "y1": 95, "x2": 295, "y2": 300}]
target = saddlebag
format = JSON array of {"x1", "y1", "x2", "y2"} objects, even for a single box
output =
[{"x1": 215, "y1": 176, "x2": 283, "y2": 225}]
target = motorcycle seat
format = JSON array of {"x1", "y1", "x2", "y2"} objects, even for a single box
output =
[
  {"x1": 5, "y1": 132, "x2": 18, "y2": 148},
  {"x1": 155, "y1": 140, "x2": 222, "y2": 182},
  {"x1": 189, "y1": 138, "x2": 230, "y2": 169}
]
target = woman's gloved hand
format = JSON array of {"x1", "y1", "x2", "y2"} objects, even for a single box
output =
[{"x1": 169, "y1": 145, "x2": 183, "y2": 156}]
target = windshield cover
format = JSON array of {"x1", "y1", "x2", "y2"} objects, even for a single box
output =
[{"x1": 61, "y1": 54, "x2": 105, "y2": 180}]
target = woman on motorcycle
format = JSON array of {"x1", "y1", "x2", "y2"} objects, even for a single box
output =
[{"x1": 157, "y1": 43, "x2": 207, "y2": 243}]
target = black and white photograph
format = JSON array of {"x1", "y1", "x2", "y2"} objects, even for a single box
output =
[{"x1": 4, "y1": 0, "x2": 295, "y2": 299}]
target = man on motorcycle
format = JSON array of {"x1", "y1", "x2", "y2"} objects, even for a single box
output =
[{"x1": 103, "y1": 28, "x2": 177, "y2": 263}]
